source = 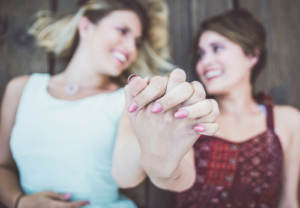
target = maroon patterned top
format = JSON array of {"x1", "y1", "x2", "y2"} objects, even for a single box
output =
[{"x1": 175, "y1": 104, "x2": 283, "y2": 208}]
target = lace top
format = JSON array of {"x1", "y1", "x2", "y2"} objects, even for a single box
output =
[{"x1": 175, "y1": 104, "x2": 283, "y2": 208}]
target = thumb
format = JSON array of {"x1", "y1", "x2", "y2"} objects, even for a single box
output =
[{"x1": 44, "y1": 191, "x2": 71, "y2": 201}]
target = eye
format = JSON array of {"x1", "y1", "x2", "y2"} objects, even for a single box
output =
[
  {"x1": 117, "y1": 27, "x2": 129, "y2": 35},
  {"x1": 212, "y1": 43, "x2": 223, "y2": 53}
]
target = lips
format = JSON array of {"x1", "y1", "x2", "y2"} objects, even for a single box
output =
[
  {"x1": 112, "y1": 51, "x2": 128, "y2": 64},
  {"x1": 203, "y1": 69, "x2": 223, "y2": 81}
]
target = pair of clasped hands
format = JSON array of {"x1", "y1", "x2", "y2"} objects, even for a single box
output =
[{"x1": 125, "y1": 69, "x2": 219, "y2": 177}]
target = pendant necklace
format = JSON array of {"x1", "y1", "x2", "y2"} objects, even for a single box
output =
[{"x1": 64, "y1": 83, "x2": 79, "y2": 96}]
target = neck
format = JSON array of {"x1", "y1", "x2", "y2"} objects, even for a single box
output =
[
  {"x1": 216, "y1": 80, "x2": 258, "y2": 115},
  {"x1": 62, "y1": 48, "x2": 111, "y2": 90}
]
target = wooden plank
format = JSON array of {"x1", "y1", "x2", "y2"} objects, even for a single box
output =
[
  {"x1": 167, "y1": 0, "x2": 232, "y2": 79},
  {"x1": 239, "y1": 0, "x2": 300, "y2": 108},
  {"x1": 0, "y1": 0, "x2": 49, "y2": 101}
]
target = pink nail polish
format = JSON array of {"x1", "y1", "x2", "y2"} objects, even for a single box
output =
[
  {"x1": 84, "y1": 201, "x2": 90, "y2": 205},
  {"x1": 174, "y1": 109, "x2": 188, "y2": 119},
  {"x1": 63, "y1": 193, "x2": 71, "y2": 200},
  {"x1": 127, "y1": 74, "x2": 137, "y2": 83},
  {"x1": 194, "y1": 125, "x2": 206, "y2": 133},
  {"x1": 128, "y1": 102, "x2": 138, "y2": 113},
  {"x1": 150, "y1": 103, "x2": 163, "y2": 113}
]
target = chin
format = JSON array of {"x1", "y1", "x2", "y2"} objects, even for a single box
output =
[
  {"x1": 109, "y1": 67, "x2": 125, "y2": 77},
  {"x1": 205, "y1": 85, "x2": 230, "y2": 96}
]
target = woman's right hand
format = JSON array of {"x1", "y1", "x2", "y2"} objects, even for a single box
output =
[{"x1": 18, "y1": 192, "x2": 89, "y2": 208}]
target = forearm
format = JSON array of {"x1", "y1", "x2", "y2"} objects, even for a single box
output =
[
  {"x1": 0, "y1": 166, "x2": 23, "y2": 208},
  {"x1": 112, "y1": 138, "x2": 146, "y2": 188},
  {"x1": 141, "y1": 150, "x2": 196, "y2": 192},
  {"x1": 279, "y1": 189, "x2": 299, "y2": 208}
]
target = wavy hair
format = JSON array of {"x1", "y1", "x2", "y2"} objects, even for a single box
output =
[{"x1": 29, "y1": 0, "x2": 173, "y2": 85}]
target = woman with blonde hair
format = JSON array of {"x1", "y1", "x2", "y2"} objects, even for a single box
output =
[{"x1": 0, "y1": 0, "x2": 219, "y2": 207}]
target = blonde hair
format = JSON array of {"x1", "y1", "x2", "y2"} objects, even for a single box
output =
[{"x1": 29, "y1": 0, "x2": 173, "y2": 85}]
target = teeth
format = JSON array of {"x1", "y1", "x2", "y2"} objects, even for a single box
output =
[
  {"x1": 205, "y1": 70, "x2": 222, "y2": 79},
  {"x1": 112, "y1": 52, "x2": 127, "y2": 63}
]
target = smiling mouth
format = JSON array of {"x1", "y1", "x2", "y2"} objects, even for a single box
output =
[
  {"x1": 203, "y1": 69, "x2": 223, "y2": 81},
  {"x1": 112, "y1": 51, "x2": 128, "y2": 65}
]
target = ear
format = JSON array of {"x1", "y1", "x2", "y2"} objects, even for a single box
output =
[
  {"x1": 77, "y1": 16, "x2": 94, "y2": 38},
  {"x1": 248, "y1": 49, "x2": 260, "y2": 69}
]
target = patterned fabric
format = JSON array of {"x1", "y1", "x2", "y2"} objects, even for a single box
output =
[{"x1": 175, "y1": 104, "x2": 283, "y2": 208}]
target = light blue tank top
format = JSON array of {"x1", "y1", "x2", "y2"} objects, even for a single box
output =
[{"x1": 10, "y1": 73, "x2": 136, "y2": 208}]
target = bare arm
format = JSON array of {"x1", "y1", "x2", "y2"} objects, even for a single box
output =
[
  {"x1": 112, "y1": 111, "x2": 146, "y2": 188},
  {"x1": 113, "y1": 70, "x2": 218, "y2": 192},
  {"x1": 278, "y1": 107, "x2": 300, "y2": 208},
  {"x1": 0, "y1": 76, "x2": 90, "y2": 208},
  {"x1": 0, "y1": 76, "x2": 29, "y2": 208}
]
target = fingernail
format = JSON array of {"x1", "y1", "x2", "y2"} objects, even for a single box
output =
[
  {"x1": 174, "y1": 109, "x2": 188, "y2": 119},
  {"x1": 128, "y1": 74, "x2": 137, "y2": 83},
  {"x1": 128, "y1": 102, "x2": 138, "y2": 113},
  {"x1": 194, "y1": 125, "x2": 206, "y2": 133},
  {"x1": 144, "y1": 77, "x2": 150, "y2": 84},
  {"x1": 63, "y1": 193, "x2": 71, "y2": 200},
  {"x1": 84, "y1": 201, "x2": 90, "y2": 205},
  {"x1": 150, "y1": 102, "x2": 163, "y2": 113}
]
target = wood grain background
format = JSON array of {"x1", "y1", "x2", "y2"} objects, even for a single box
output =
[{"x1": 0, "y1": 0, "x2": 299, "y2": 207}]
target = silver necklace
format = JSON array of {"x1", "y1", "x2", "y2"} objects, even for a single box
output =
[{"x1": 64, "y1": 83, "x2": 79, "y2": 96}]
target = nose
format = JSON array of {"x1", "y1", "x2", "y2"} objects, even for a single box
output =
[
  {"x1": 124, "y1": 37, "x2": 137, "y2": 56},
  {"x1": 201, "y1": 51, "x2": 215, "y2": 66}
]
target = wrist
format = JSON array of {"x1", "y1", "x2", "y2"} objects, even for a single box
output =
[
  {"x1": 140, "y1": 153, "x2": 181, "y2": 179},
  {"x1": 14, "y1": 193, "x2": 25, "y2": 208}
]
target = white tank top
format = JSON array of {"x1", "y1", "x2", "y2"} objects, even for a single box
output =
[{"x1": 10, "y1": 73, "x2": 136, "y2": 208}]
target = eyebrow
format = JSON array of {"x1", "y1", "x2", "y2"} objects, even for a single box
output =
[{"x1": 209, "y1": 40, "x2": 225, "y2": 46}]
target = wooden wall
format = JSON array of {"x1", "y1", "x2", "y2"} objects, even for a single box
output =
[
  {"x1": 0, "y1": 0, "x2": 299, "y2": 208},
  {"x1": 1, "y1": 0, "x2": 300, "y2": 107}
]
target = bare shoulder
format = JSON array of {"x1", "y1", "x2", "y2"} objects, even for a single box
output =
[
  {"x1": 274, "y1": 105, "x2": 300, "y2": 127},
  {"x1": 274, "y1": 105, "x2": 300, "y2": 145},
  {"x1": 1, "y1": 75, "x2": 30, "y2": 112},
  {"x1": 5, "y1": 75, "x2": 30, "y2": 96}
]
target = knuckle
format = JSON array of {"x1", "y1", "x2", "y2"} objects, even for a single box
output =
[
  {"x1": 127, "y1": 77, "x2": 145, "y2": 95},
  {"x1": 207, "y1": 99, "x2": 215, "y2": 113},
  {"x1": 191, "y1": 81, "x2": 205, "y2": 92},
  {"x1": 173, "y1": 68, "x2": 185, "y2": 74},
  {"x1": 150, "y1": 76, "x2": 163, "y2": 84},
  {"x1": 210, "y1": 99, "x2": 220, "y2": 115},
  {"x1": 170, "y1": 68, "x2": 186, "y2": 81},
  {"x1": 150, "y1": 77, "x2": 167, "y2": 94},
  {"x1": 180, "y1": 82, "x2": 193, "y2": 95}
]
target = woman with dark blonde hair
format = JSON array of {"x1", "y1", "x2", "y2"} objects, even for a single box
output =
[
  {"x1": 174, "y1": 9, "x2": 300, "y2": 208},
  {"x1": 0, "y1": 0, "x2": 219, "y2": 207}
]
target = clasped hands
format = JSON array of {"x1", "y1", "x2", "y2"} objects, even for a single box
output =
[{"x1": 125, "y1": 69, "x2": 219, "y2": 179}]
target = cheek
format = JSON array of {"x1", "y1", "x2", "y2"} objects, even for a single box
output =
[
  {"x1": 127, "y1": 49, "x2": 139, "y2": 67},
  {"x1": 195, "y1": 61, "x2": 204, "y2": 80},
  {"x1": 131, "y1": 50, "x2": 138, "y2": 62}
]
